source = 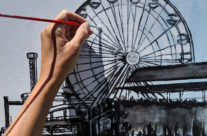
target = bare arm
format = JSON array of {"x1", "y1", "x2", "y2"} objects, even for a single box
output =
[{"x1": 4, "y1": 10, "x2": 92, "y2": 136}]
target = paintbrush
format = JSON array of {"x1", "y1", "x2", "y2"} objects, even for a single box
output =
[{"x1": 0, "y1": 13, "x2": 101, "y2": 30}]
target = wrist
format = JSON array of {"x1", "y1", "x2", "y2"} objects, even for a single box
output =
[{"x1": 39, "y1": 71, "x2": 66, "y2": 90}]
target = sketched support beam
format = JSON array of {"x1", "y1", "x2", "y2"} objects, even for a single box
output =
[
  {"x1": 127, "y1": 62, "x2": 207, "y2": 82},
  {"x1": 27, "y1": 52, "x2": 38, "y2": 91},
  {"x1": 4, "y1": 97, "x2": 9, "y2": 128},
  {"x1": 116, "y1": 82, "x2": 207, "y2": 93},
  {"x1": 3, "y1": 96, "x2": 24, "y2": 128}
]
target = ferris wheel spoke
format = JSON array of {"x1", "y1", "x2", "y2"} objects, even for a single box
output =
[
  {"x1": 93, "y1": 64, "x2": 129, "y2": 107},
  {"x1": 133, "y1": 24, "x2": 159, "y2": 54},
  {"x1": 139, "y1": 3, "x2": 167, "y2": 46},
  {"x1": 89, "y1": 74, "x2": 118, "y2": 106},
  {"x1": 131, "y1": 4, "x2": 139, "y2": 51},
  {"x1": 136, "y1": 9, "x2": 176, "y2": 53},
  {"x1": 140, "y1": 58, "x2": 178, "y2": 64},
  {"x1": 86, "y1": 39, "x2": 119, "y2": 53},
  {"x1": 128, "y1": 0, "x2": 140, "y2": 52},
  {"x1": 99, "y1": 1, "x2": 126, "y2": 51},
  {"x1": 89, "y1": 28, "x2": 121, "y2": 49},
  {"x1": 77, "y1": 62, "x2": 124, "y2": 86},
  {"x1": 109, "y1": 2, "x2": 126, "y2": 50},
  {"x1": 139, "y1": 61, "x2": 160, "y2": 66},
  {"x1": 104, "y1": 64, "x2": 129, "y2": 100},
  {"x1": 96, "y1": 75, "x2": 121, "y2": 103},
  {"x1": 79, "y1": 78, "x2": 108, "y2": 102},
  {"x1": 81, "y1": 46, "x2": 117, "y2": 55},
  {"x1": 85, "y1": 8, "x2": 120, "y2": 47},
  {"x1": 72, "y1": 63, "x2": 119, "y2": 87},
  {"x1": 121, "y1": 0, "x2": 129, "y2": 51},
  {"x1": 74, "y1": 66, "x2": 117, "y2": 97},
  {"x1": 77, "y1": 66, "x2": 116, "y2": 93},
  {"x1": 72, "y1": 60, "x2": 120, "y2": 74},
  {"x1": 81, "y1": 46, "x2": 114, "y2": 54},
  {"x1": 137, "y1": 8, "x2": 151, "y2": 49},
  {"x1": 137, "y1": 30, "x2": 159, "y2": 61},
  {"x1": 75, "y1": 77, "x2": 106, "y2": 98},
  {"x1": 79, "y1": 52, "x2": 116, "y2": 58},
  {"x1": 90, "y1": 3, "x2": 122, "y2": 49},
  {"x1": 80, "y1": 63, "x2": 123, "y2": 103},
  {"x1": 77, "y1": 59, "x2": 122, "y2": 67},
  {"x1": 78, "y1": 55, "x2": 113, "y2": 59},
  {"x1": 126, "y1": 0, "x2": 131, "y2": 51},
  {"x1": 133, "y1": 0, "x2": 147, "y2": 51},
  {"x1": 115, "y1": 70, "x2": 129, "y2": 99},
  {"x1": 117, "y1": 0, "x2": 126, "y2": 50},
  {"x1": 138, "y1": 25, "x2": 175, "y2": 53},
  {"x1": 81, "y1": 47, "x2": 115, "y2": 55},
  {"x1": 140, "y1": 43, "x2": 177, "y2": 58},
  {"x1": 126, "y1": 0, "x2": 129, "y2": 50},
  {"x1": 142, "y1": 52, "x2": 181, "y2": 60},
  {"x1": 138, "y1": 63, "x2": 152, "y2": 67},
  {"x1": 87, "y1": 34, "x2": 120, "y2": 50},
  {"x1": 81, "y1": 48, "x2": 124, "y2": 58},
  {"x1": 92, "y1": 30, "x2": 120, "y2": 49},
  {"x1": 77, "y1": 59, "x2": 116, "y2": 66},
  {"x1": 110, "y1": 75, "x2": 128, "y2": 100}
]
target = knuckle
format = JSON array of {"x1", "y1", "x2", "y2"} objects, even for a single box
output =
[
  {"x1": 81, "y1": 29, "x2": 89, "y2": 38},
  {"x1": 70, "y1": 44, "x2": 81, "y2": 53},
  {"x1": 79, "y1": 27, "x2": 87, "y2": 35},
  {"x1": 55, "y1": 9, "x2": 70, "y2": 21},
  {"x1": 61, "y1": 9, "x2": 69, "y2": 15},
  {"x1": 41, "y1": 26, "x2": 52, "y2": 38},
  {"x1": 55, "y1": 27, "x2": 63, "y2": 37}
]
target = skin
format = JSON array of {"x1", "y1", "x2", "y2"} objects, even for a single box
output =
[{"x1": 4, "y1": 10, "x2": 93, "y2": 136}]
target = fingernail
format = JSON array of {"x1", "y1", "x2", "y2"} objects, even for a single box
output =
[{"x1": 82, "y1": 22, "x2": 90, "y2": 33}]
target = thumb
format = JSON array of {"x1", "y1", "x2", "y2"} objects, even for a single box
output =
[{"x1": 69, "y1": 22, "x2": 90, "y2": 47}]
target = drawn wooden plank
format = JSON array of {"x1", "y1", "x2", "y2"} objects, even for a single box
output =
[
  {"x1": 127, "y1": 62, "x2": 207, "y2": 82},
  {"x1": 116, "y1": 82, "x2": 207, "y2": 93}
]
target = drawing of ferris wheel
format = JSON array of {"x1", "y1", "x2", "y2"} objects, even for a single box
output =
[{"x1": 65, "y1": 0, "x2": 194, "y2": 108}]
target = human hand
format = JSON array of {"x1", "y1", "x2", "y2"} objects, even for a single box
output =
[
  {"x1": 40, "y1": 10, "x2": 92, "y2": 83},
  {"x1": 3, "y1": 10, "x2": 93, "y2": 136}
]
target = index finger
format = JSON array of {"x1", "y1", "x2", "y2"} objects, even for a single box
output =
[
  {"x1": 55, "y1": 10, "x2": 87, "y2": 24},
  {"x1": 55, "y1": 10, "x2": 93, "y2": 35}
]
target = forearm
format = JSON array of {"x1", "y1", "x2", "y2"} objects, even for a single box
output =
[
  {"x1": 4, "y1": 76, "x2": 64, "y2": 136},
  {"x1": 4, "y1": 10, "x2": 90, "y2": 136}
]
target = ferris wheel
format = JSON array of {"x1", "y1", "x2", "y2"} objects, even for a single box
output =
[{"x1": 65, "y1": 0, "x2": 194, "y2": 108}]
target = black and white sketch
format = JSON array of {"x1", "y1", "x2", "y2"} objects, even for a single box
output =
[{"x1": 2, "y1": 0, "x2": 207, "y2": 136}]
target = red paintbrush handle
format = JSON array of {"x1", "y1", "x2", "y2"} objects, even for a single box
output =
[{"x1": 0, "y1": 13, "x2": 81, "y2": 26}]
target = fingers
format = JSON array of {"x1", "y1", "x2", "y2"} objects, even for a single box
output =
[
  {"x1": 55, "y1": 9, "x2": 87, "y2": 23},
  {"x1": 68, "y1": 22, "x2": 90, "y2": 49},
  {"x1": 54, "y1": 10, "x2": 93, "y2": 40},
  {"x1": 43, "y1": 10, "x2": 87, "y2": 36},
  {"x1": 42, "y1": 9, "x2": 93, "y2": 52}
]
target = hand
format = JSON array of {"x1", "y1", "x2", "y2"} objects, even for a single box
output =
[
  {"x1": 40, "y1": 10, "x2": 92, "y2": 83},
  {"x1": 4, "y1": 10, "x2": 93, "y2": 136}
]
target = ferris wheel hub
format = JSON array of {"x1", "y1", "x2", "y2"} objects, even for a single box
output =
[{"x1": 126, "y1": 52, "x2": 140, "y2": 65}]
